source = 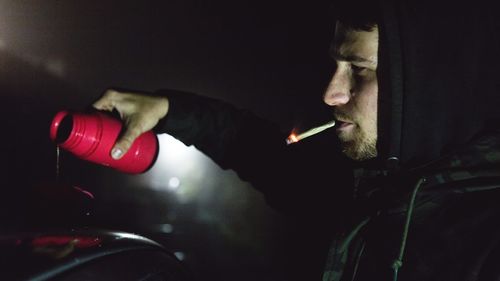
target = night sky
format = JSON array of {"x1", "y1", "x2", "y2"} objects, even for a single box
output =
[{"x1": 0, "y1": 1, "x2": 338, "y2": 280}]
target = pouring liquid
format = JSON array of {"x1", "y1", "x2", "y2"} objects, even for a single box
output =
[{"x1": 56, "y1": 146, "x2": 60, "y2": 182}]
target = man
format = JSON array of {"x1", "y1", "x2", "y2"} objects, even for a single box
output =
[
  {"x1": 323, "y1": 21, "x2": 378, "y2": 161},
  {"x1": 92, "y1": 1, "x2": 500, "y2": 280}
]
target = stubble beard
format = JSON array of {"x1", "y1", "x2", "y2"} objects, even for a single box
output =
[{"x1": 338, "y1": 124, "x2": 377, "y2": 161}]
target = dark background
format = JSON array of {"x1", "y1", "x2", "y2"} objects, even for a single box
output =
[{"x1": 0, "y1": 1, "x2": 338, "y2": 280}]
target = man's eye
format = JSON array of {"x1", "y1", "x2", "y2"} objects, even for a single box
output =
[{"x1": 351, "y1": 65, "x2": 367, "y2": 74}]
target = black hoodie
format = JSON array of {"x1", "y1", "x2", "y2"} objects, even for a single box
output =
[
  {"x1": 325, "y1": 1, "x2": 500, "y2": 280},
  {"x1": 152, "y1": 1, "x2": 500, "y2": 280},
  {"x1": 377, "y1": 0, "x2": 500, "y2": 169}
]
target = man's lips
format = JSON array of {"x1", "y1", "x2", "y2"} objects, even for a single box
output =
[{"x1": 335, "y1": 119, "x2": 354, "y2": 130}]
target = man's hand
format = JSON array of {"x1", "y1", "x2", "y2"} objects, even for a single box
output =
[{"x1": 92, "y1": 89, "x2": 169, "y2": 159}]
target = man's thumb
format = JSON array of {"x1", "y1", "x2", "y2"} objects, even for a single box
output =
[
  {"x1": 111, "y1": 130, "x2": 140, "y2": 159},
  {"x1": 111, "y1": 146, "x2": 125, "y2": 160}
]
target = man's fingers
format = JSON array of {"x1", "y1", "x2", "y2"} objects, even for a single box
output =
[
  {"x1": 92, "y1": 89, "x2": 167, "y2": 160},
  {"x1": 92, "y1": 89, "x2": 120, "y2": 111},
  {"x1": 111, "y1": 126, "x2": 143, "y2": 159}
]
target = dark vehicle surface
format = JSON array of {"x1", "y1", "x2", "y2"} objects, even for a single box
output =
[{"x1": 0, "y1": 229, "x2": 191, "y2": 281}]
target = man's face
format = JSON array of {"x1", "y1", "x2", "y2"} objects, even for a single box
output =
[{"x1": 323, "y1": 22, "x2": 379, "y2": 161}]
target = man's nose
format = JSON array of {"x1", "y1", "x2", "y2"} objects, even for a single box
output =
[{"x1": 323, "y1": 68, "x2": 351, "y2": 106}]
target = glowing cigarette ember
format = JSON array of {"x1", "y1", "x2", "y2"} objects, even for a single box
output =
[{"x1": 286, "y1": 120, "x2": 336, "y2": 145}]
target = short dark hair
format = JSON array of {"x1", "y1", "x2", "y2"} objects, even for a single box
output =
[{"x1": 330, "y1": 0, "x2": 379, "y2": 32}]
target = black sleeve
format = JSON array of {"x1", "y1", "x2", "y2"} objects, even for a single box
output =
[{"x1": 153, "y1": 89, "x2": 354, "y2": 222}]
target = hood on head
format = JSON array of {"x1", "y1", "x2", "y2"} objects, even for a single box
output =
[{"x1": 376, "y1": 0, "x2": 500, "y2": 170}]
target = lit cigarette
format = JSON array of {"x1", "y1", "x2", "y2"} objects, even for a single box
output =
[{"x1": 286, "y1": 120, "x2": 336, "y2": 145}]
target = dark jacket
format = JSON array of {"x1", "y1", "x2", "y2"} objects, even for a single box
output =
[
  {"x1": 153, "y1": 1, "x2": 500, "y2": 280},
  {"x1": 323, "y1": 129, "x2": 500, "y2": 281}
]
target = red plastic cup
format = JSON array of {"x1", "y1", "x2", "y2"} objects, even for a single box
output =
[{"x1": 50, "y1": 110, "x2": 159, "y2": 174}]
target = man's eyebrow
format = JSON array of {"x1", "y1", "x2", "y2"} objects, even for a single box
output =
[{"x1": 330, "y1": 51, "x2": 376, "y2": 64}]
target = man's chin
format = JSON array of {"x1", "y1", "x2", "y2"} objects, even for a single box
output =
[
  {"x1": 340, "y1": 141, "x2": 377, "y2": 161},
  {"x1": 340, "y1": 142, "x2": 361, "y2": 160}
]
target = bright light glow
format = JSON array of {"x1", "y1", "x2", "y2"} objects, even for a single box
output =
[
  {"x1": 142, "y1": 134, "x2": 210, "y2": 203},
  {"x1": 168, "y1": 177, "x2": 181, "y2": 190},
  {"x1": 150, "y1": 134, "x2": 203, "y2": 172}
]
